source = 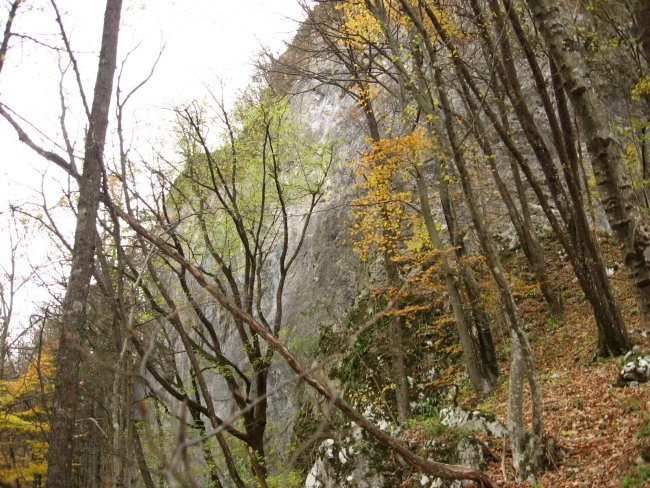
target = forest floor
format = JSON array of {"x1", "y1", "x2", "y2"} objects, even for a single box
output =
[{"x1": 466, "y1": 236, "x2": 650, "y2": 487}]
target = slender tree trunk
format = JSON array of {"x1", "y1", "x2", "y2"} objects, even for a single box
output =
[
  {"x1": 489, "y1": 0, "x2": 615, "y2": 333},
  {"x1": 189, "y1": 410, "x2": 224, "y2": 488},
  {"x1": 0, "y1": 315, "x2": 9, "y2": 380},
  {"x1": 527, "y1": 0, "x2": 648, "y2": 337},
  {"x1": 498, "y1": 0, "x2": 626, "y2": 353},
  {"x1": 432, "y1": 63, "x2": 545, "y2": 480},
  {"x1": 465, "y1": 10, "x2": 563, "y2": 317},
  {"x1": 111, "y1": 339, "x2": 134, "y2": 488},
  {"x1": 639, "y1": 0, "x2": 650, "y2": 65},
  {"x1": 360, "y1": 96, "x2": 412, "y2": 420},
  {"x1": 379, "y1": 13, "x2": 499, "y2": 392},
  {"x1": 141, "y1": 260, "x2": 248, "y2": 488},
  {"x1": 427, "y1": 0, "x2": 628, "y2": 352},
  {"x1": 385, "y1": 256, "x2": 411, "y2": 422},
  {"x1": 430, "y1": 139, "x2": 500, "y2": 384},
  {"x1": 416, "y1": 172, "x2": 495, "y2": 395},
  {"x1": 459, "y1": 72, "x2": 563, "y2": 317},
  {"x1": 297, "y1": 0, "x2": 497, "y2": 395},
  {"x1": 46, "y1": 1, "x2": 122, "y2": 486},
  {"x1": 0, "y1": 0, "x2": 23, "y2": 384},
  {"x1": 133, "y1": 429, "x2": 156, "y2": 488}
]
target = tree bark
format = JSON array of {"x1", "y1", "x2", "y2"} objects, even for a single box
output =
[
  {"x1": 46, "y1": 1, "x2": 123, "y2": 486},
  {"x1": 287, "y1": 1, "x2": 498, "y2": 395},
  {"x1": 357, "y1": 85, "x2": 413, "y2": 420},
  {"x1": 497, "y1": 0, "x2": 626, "y2": 353},
  {"x1": 468, "y1": 0, "x2": 563, "y2": 317},
  {"x1": 368, "y1": 0, "x2": 499, "y2": 393},
  {"x1": 133, "y1": 429, "x2": 156, "y2": 488},
  {"x1": 527, "y1": 0, "x2": 648, "y2": 338}
]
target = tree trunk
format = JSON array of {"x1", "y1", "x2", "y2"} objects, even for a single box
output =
[
  {"x1": 431, "y1": 144, "x2": 500, "y2": 385},
  {"x1": 46, "y1": 1, "x2": 123, "y2": 486},
  {"x1": 639, "y1": 0, "x2": 650, "y2": 65},
  {"x1": 416, "y1": 172, "x2": 495, "y2": 396},
  {"x1": 429, "y1": 0, "x2": 628, "y2": 352},
  {"x1": 382, "y1": 12, "x2": 499, "y2": 392},
  {"x1": 385, "y1": 256, "x2": 412, "y2": 422},
  {"x1": 133, "y1": 429, "x2": 156, "y2": 488},
  {"x1": 360, "y1": 96, "x2": 412, "y2": 420},
  {"x1": 527, "y1": 0, "x2": 648, "y2": 338},
  {"x1": 463, "y1": 5, "x2": 564, "y2": 317},
  {"x1": 486, "y1": 0, "x2": 627, "y2": 348},
  {"x1": 431, "y1": 62, "x2": 546, "y2": 480},
  {"x1": 458, "y1": 70, "x2": 563, "y2": 318}
]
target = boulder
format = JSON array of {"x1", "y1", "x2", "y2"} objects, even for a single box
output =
[{"x1": 619, "y1": 353, "x2": 650, "y2": 384}]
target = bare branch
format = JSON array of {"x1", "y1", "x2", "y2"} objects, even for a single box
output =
[
  {"x1": 0, "y1": 103, "x2": 79, "y2": 179},
  {"x1": 0, "y1": 0, "x2": 22, "y2": 76},
  {"x1": 50, "y1": 0, "x2": 91, "y2": 119}
]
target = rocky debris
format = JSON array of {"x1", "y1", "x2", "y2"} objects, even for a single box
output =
[
  {"x1": 424, "y1": 436, "x2": 489, "y2": 488},
  {"x1": 618, "y1": 347, "x2": 650, "y2": 383},
  {"x1": 304, "y1": 406, "x2": 505, "y2": 488},
  {"x1": 418, "y1": 408, "x2": 504, "y2": 488},
  {"x1": 439, "y1": 407, "x2": 508, "y2": 437},
  {"x1": 618, "y1": 351, "x2": 650, "y2": 384},
  {"x1": 304, "y1": 435, "x2": 389, "y2": 488}
]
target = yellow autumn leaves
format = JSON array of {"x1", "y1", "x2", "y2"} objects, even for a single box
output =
[
  {"x1": 350, "y1": 128, "x2": 435, "y2": 261},
  {"x1": 0, "y1": 348, "x2": 54, "y2": 484},
  {"x1": 335, "y1": 0, "x2": 463, "y2": 50}
]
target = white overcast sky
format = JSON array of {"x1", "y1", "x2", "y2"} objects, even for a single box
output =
[{"x1": 0, "y1": 0, "x2": 310, "y2": 330}]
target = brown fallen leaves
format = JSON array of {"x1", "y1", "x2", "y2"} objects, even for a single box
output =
[{"x1": 475, "y1": 243, "x2": 649, "y2": 487}]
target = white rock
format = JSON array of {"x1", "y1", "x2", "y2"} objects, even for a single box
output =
[
  {"x1": 623, "y1": 362, "x2": 636, "y2": 374},
  {"x1": 321, "y1": 439, "x2": 335, "y2": 460},
  {"x1": 338, "y1": 449, "x2": 348, "y2": 464},
  {"x1": 305, "y1": 462, "x2": 323, "y2": 488},
  {"x1": 351, "y1": 423, "x2": 364, "y2": 441},
  {"x1": 440, "y1": 407, "x2": 507, "y2": 437}
]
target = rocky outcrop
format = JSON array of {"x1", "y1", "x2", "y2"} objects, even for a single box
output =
[
  {"x1": 304, "y1": 407, "x2": 505, "y2": 488},
  {"x1": 439, "y1": 407, "x2": 507, "y2": 438}
]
